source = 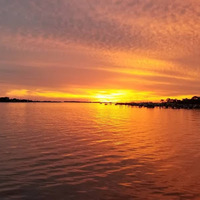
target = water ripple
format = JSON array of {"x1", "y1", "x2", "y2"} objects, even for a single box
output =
[{"x1": 0, "y1": 103, "x2": 200, "y2": 199}]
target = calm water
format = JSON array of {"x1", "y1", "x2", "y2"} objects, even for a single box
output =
[{"x1": 0, "y1": 103, "x2": 200, "y2": 200}]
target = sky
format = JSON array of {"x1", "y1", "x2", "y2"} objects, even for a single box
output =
[{"x1": 0, "y1": 0, "x2": 199, "y2": 102}]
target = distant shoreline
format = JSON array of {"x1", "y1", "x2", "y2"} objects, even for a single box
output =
[
  {"x1": 1, "y1": 96, "x2": 200, "y2": 109},
  {"x1": 0, "y1": 97, "x2": 93, "y2": 103}
]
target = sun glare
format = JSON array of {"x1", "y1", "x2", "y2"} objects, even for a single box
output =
[{"x1": 94, "y1": 91, "x2": 126, "y2": 102}]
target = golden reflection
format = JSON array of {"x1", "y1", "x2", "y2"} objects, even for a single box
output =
[
  {"x1": 93, "y1": 104, "x2": 176, "y2": 164},
  {"x1": 93, "y1": 104, "x2": 160, "y2": 161}
]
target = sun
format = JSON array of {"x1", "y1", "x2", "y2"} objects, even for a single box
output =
[{"x1": 94, "y1": 90, "x2": 129, "y2": 102}]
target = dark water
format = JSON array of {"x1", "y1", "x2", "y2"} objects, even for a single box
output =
[{"x1": 0, "y1": 103, "x2": 200, "y2": 200}]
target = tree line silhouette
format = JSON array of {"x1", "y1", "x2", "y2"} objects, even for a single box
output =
[
  {"x1": 116, "y1": 96, "x2": 200, "y2": 109},
  {"x1": 1, "y1": 96, "x2": 200, "y2": 109}
]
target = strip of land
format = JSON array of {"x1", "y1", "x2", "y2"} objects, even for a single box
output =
[
  {"x1": 0, "y1": 97, "x2": 92, "y2": 103},
  {"x1": 0, "y1": 96, "x2": 200, "y2": 109},
  {"x1": 115, "y1": 96, "x2": 200, "y2": 109}
]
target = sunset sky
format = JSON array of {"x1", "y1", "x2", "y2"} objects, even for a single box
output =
[{"x1": 0, "y1": 0, "x2": 199, "y2": 102}]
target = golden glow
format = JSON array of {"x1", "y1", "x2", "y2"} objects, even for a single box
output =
[
  {"x1": 7, "y1": 89, "x2": 30, "y2": 97},
  {"x1": 92, "y1": 89, "x2": 157, "y2": 102},
  {"x1": 93, "y1": 90, "x2": 128, "y2": 102},
  {"x1": 6, "y1": 88, "x2": 196, "y2": 103},
  {"x1": 98, "y1": 51, "x2": 196, "y2": 81},
  {"x1": 6, "y1": 88, "x2": 195, "y2": 102}
]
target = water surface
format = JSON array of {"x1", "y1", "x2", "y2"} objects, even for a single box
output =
[{"x1": 0, "y1": 103, "x2": 200, "y2": 199}]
